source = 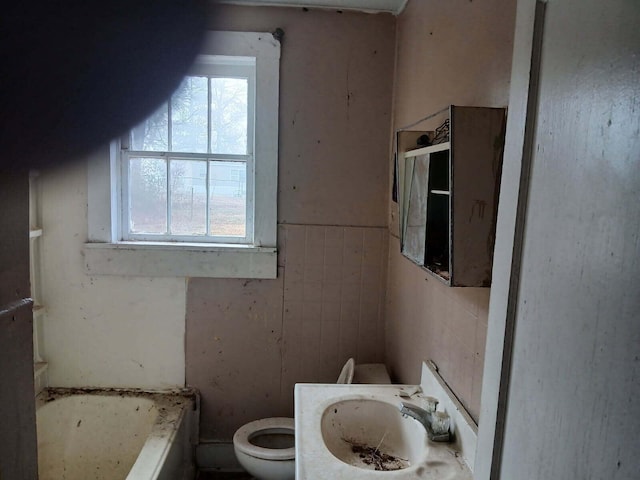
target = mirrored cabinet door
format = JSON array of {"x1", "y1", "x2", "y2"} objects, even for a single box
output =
[{"x1": 402, "y1": 153, "x2": 429, "y2": 265}]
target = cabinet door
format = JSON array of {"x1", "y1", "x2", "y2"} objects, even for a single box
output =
[
  {"x1": 450, "y1": 106, "x2": 506, "y2": 287},
  {"x1": 401, "y1": 153, "x2": 429, "y2": 265}
]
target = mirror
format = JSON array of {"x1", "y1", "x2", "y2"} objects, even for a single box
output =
[{"x1": 401, "y1": 153, "x2": 429, "y2": 265}]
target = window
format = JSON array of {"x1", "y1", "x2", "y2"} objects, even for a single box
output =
[
  {"x1": 85, "y1": 32, "x2": 280, "y2": 278},
  {"x1": 121, "y1": 56, "x2": 256, "y2": 243}
]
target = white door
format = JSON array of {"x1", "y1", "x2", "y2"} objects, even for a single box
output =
[{"x1": 479, "y1": 0, "x2": 640, "y2": 478}]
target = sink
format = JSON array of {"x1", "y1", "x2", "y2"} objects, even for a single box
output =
[
  {"x1": 294, "y1": 384, "x2": 473, "y2": 479},
  {"x1": 321, "y1": 399, "x2": 427, "y2": 471}
]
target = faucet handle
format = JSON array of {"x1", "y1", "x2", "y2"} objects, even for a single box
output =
[
  {"x1": 431, "y1": 411, "x2": 450, "y2": 436},
  {"x1": 422, "y1": 396, "x2": 439, "y2": 413}
]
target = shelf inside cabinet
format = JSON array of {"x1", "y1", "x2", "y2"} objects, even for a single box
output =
[{"x1": 403, "y1": 142, "x2": 450, "y2": 158}]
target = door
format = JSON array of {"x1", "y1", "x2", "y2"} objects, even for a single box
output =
[{"x1": 483, "y1": 0, "x2": 640, "y2": 478}]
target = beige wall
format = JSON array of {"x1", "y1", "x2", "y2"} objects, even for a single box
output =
[
  {"x1": 207, "y1": 5, "x2": 395, "y2": 227},
  {"x1": 188, "y1": 5, "x2": 395, "y2": 440},
  {"x1": 386, "y1": 0, "x2": 516, "y2": 421},
  {"x1": 39, "y1": 160, "x2": 188, "y2": 390},
  {"x1": 188, "y1": 224, "x2": 388, "y2": 439}
]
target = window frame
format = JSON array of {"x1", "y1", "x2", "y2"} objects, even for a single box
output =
[
  {"x1": 85, "y1": 31, "x2": 280, "y2": 279},
  {"x1": 120, "y1": 57, "x2": 256, "y2": 244}
]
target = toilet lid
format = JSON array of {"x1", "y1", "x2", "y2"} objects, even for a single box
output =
[
  {"x1": 233, "y1": 417, "x2": 295, "y2": 461},
  {"x1": 336, "y1": 357, "x2": 355, "y2": 384}
]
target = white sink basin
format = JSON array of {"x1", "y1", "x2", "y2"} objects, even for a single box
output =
[
  {"x1": 321, "y1": 398, "x2": 426, "y2": 471},
  {"x1": 295, "y1": 384, "x2": 473, "y2": 480}
]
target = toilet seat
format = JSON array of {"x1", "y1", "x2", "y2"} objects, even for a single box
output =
[
  {"x1": 336, "y1": 357, "x2": 355, "y2": 384},
  {"x1": 233, "y1": 417, "x2": 295, "y2": 461}
]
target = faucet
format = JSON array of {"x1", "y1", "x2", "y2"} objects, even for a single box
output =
[{"x1": 399, "y1": 402, "x2": 451, "y2": 442}]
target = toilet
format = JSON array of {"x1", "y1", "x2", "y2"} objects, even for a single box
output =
[
  {"x1": 233, "y1": 417, "x2": 296, "y2": 480},
  {"x1": 232, "y1": 359, "x2": 390, "y2": 480}
]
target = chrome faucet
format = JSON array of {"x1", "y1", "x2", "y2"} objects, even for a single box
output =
[{"x1": 399, "y1": 402, "x2": 451, "y2": 442}]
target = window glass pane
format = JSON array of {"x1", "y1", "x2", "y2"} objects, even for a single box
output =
[
  {"x1": 171, "y1": 76, "x2": 208, "y2": 153},
  {"x1": 209, "y1": 161, "x2": 246, "y2": 237},
  {"x1": 170, "y1": 160, "x2": 207, "y2": 235},
  {"x1": 129, "y1": 158, "x2": 167, "y2": 233},
  {"x1": 210, "y1": 78, "x2": 248, "y2": 155},
  {"x1": 131, "y1": 103, "x2": 168, "y2": 151}
]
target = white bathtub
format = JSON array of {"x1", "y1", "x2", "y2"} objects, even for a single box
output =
[{"x1": 36, "y1": 388, "x2": 198, "y2": 480}]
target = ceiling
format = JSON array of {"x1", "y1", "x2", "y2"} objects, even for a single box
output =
[{"x1": 219, "y1": 0, "x2": 407, "y2": 14}]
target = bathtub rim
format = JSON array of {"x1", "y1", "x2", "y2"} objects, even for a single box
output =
[{"x1": 36, "y1": 387, "x2": 199, "y2": 480}]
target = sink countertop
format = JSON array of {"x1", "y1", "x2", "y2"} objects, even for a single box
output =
[{"x1": 294, "y1": 384, "x2": 473, "y2": 480}]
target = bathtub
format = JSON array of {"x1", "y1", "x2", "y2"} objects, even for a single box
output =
[{"x1": 36, "y1": 388, "x2": 198, "y2": 480}]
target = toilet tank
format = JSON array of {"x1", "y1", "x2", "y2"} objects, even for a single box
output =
[{"x1": 352, "y1": 364, "x2": 391, "y2": 384}]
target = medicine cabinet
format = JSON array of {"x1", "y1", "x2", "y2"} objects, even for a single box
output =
[{"x1": 397, "y1": 106, "x2": 506, "y2": 287}]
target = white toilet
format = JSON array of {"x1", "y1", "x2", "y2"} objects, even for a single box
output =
[
  {"x1": 232, "y1": 359, "x2": 390, "y2": 480},
  {"x1": 233, "y1": 417, "x2": 296, "y2": 480}
]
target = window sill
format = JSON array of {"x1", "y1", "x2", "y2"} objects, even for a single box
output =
[{"x1": 83, "y1": 242, "x2": 277, "y2": 279}]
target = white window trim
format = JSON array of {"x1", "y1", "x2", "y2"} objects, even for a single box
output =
[
  {"x1": 121, "y1": 57, "x2": 256, "y2": 245},
  {"x1": 85, "y1": 31, "x2": 280, "y2": 279}
]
